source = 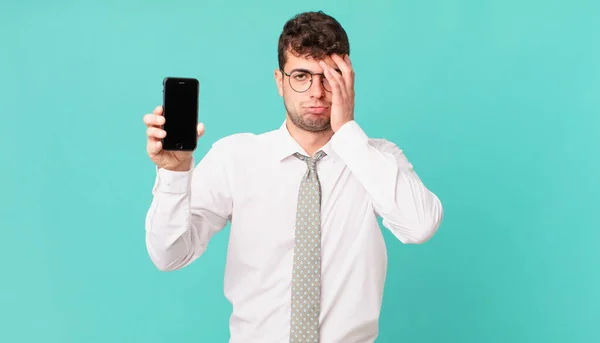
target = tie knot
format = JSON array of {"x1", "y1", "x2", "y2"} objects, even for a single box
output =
[{"x1": 294, "y1": 151, "x2": 326, "y2": 168}]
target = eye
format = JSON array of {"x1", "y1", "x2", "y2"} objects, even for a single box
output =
[{"x1": 292, "y1": 72, "x2": 309, "y2": 81}]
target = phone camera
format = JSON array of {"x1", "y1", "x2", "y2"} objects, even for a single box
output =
[{"x1": 176, "y1": 143, "x2": 183, "y2": 149}]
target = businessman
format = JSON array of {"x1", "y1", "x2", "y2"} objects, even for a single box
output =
[{"x1": 143, "y1": 10, "x2": 443, "y2": 343}]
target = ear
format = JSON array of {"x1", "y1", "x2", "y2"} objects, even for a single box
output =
[{"x1": 274, "y1": 68, "x2": 283, "y2": 97}]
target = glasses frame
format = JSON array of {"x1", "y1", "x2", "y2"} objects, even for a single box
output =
[{"x1": 279, "y1": 68, "x2": 339, "y2": 93}]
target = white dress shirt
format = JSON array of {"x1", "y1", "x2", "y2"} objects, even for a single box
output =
[{"x1": 145, "y1": 120, "x2": 443, "y2": 343}]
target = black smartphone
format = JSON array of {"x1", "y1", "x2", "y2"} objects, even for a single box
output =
[{"x1": 161, "y1": 77, "x2": 200, "y2": 151}]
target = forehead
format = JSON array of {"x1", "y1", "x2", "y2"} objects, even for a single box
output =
[{"x1": 284, "y1": 50, "x2": 335, "y2": 71}]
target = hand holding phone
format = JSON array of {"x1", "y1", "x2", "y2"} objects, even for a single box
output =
[{"x1": 143, "y1": 77, "x2": 203, "y2": 171}]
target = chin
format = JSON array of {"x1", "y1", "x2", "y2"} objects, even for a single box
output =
[
  {"x1": 303, "y1": 113, "x2": 329, "y2": 121},
  {"x1": 304, "y1": 113, "x2": 330, "y2": 119},
  {"x1": 302, "y1": 118, "x2": 331, "y2": 132}
]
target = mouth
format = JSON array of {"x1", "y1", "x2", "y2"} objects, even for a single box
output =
[{"x1": 304, "y1": 106, "x2": 330, "y2": 114}]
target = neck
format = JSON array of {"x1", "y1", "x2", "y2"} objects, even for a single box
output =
[{"x1": 286, "y1": 118, "x2": 333, "y2": 157}]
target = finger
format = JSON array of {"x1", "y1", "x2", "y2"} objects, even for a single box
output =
[
  {"x1": 144, "y1": 114, "x2": 165, "y2": 127},
  {"x1": 320, "y1": 61, "x2": 347, "y2": 100},
  {"x1": 148, "y1": 140, "x2": 162, "y2": 157},
  {"x1": 332, "y1": 53, "x2": 354, "y2": 89},
  {"x1": 322, "y1": 59, "x2": 346, "y2": 86},
  {"x1": 323, "y1": 67, "x2": 347, "y2": 104},
  {"x1": 153, "y1": 105, "x2": 164, "y2": 116},
  {"x1": 344, "y1": 54, "x2": 353, "y2": 69},
  {"x1": 197, "y1": 122, "x2": 205, "y2": 138},
  {"x1": 147, "y1": 126, "x2": 166, "y2": 139},
  {"x1": 333, "y1": 54, "x2": 354, "y2": 98}
]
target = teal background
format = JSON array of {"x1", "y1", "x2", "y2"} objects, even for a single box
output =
[{"x1": 2, "y1": 0, "x2": 599, "y2": 342}]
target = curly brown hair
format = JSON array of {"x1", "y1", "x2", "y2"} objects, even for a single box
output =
[{"x1": 277, "y1": 11, "x2": 350, "y2": 70}]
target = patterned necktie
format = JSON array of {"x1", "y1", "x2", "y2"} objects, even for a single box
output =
[{"x1": 290, "y1": 150, "x2": 326, "y2": 343}]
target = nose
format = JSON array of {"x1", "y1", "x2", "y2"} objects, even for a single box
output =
[{"x1": 309, "y1": 75, "x2": 326, "y2": 98}]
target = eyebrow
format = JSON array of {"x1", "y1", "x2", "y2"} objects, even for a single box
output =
[{"x1": 290, "y1": 67, "x2": 342, "y2": 74}]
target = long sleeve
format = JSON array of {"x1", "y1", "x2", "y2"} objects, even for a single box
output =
[
  {"x1": 145, "y1": 141, "x2": 233, "y2": 271},
  {"x1": 330, "y1": 121, "x2": 443, "y2": 244}
]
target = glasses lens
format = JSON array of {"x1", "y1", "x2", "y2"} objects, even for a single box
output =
[
  {"x1": 321, "y1": 77, "x2": 331, "y2": 92},
  {"x1": 287, "y1": 71, "x2": 332, "y2": 93},
  {"x1": 289, "y1": 71, "x2": 311, "y2": 92}
]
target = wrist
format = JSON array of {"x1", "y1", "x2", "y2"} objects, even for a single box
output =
[
  {"x1": 164, "y1": 158, "x2": 193, "y2": 172},
  {"x1": 333, "y1": 119, "x2": 354, "y2": 133}
]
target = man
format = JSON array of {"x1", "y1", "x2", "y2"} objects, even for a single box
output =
[{"x1": 143, "y1": 10, "x2": 443, "y2": 343}]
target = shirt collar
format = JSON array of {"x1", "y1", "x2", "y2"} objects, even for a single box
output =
[{"x1": 274, "y1": 120, "x2": 340, "y2": 163}]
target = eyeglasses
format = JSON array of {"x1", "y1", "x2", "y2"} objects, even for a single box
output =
[{"x1": 280, "y1": 68, "x2": 337, "y2": 93}]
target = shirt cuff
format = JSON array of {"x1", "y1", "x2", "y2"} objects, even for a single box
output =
[
  {"x1": 152, "y1": 157, "x2": 195, "y2": 194},
  {"x1": 330, "y1": 120, "x2": 370, "y2": 158}
]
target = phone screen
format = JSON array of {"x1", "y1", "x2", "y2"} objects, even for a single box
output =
[{"x1": 162, "y1": 77, "x2": 199, "y2": 151}]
